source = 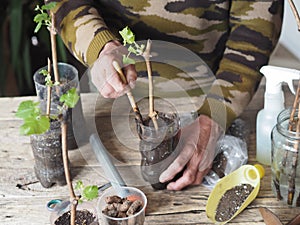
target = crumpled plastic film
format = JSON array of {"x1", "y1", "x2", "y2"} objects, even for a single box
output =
[{"x1": 202, "y1": 118, "x2": 249, "y2": 189}]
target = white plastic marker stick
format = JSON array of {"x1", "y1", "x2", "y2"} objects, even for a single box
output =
[
  {"x1": 112, "y1": 61, "x2": 144, "y2": 125},
  {"x1": 89, "y1": 133, "x2": 128, "y2": 197}
]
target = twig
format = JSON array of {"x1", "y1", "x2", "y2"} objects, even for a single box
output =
[
  {"x1": 61, "y1": 112, "x2": 78, "y2": 225},
  {"x1": 50, "y1": 12, "x2": 59, "y2": 84},
  {"x1": 288, "y1": 0, "x2": 300, "y2": 31},
  {"x1": 143, "y1": 39, "x2": 158, "y2": 130},
  {"x1": 46, "y1": 58, "x2": 52, "y2": 116},
  {"x1": 285, "y1": 0, "x2": 300, "y2": 206},
  {"x1": 112, "y1": 61, "x2": 144, "y2": 125}
]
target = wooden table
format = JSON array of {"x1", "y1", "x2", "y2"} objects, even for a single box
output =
[{"x1": 1, "y1": 80, "x2": 300, "y2": 225}]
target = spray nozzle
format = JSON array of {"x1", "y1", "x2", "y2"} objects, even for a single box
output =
[{"x1": 260, "y1": 65, "x2": 300, "y2": 95}]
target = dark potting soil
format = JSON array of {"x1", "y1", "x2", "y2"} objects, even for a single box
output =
[
  {"x1": 139, "y1": 112, "x2": 180, "y2": 190},
  {"x1": 215, "y1": 183, "x2": 254, "y2": 222},
  {"x1": 54, "y1": 210, "x2": 97, "y2": 225},
  {"x1": 211, "y1": 152, "x2": 228, "y2": 178}
]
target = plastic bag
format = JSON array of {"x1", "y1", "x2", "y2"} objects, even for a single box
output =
[{"x1": 202, "y1": 119, "x2": 249, "y2": 189}]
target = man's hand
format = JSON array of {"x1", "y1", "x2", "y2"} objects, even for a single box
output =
[
  {"x1": 90, "y1": 41, "x2": 137, "y2": 98},
  {"x1": 159, "y1": 114, "x2": 224, "y2": 190}
]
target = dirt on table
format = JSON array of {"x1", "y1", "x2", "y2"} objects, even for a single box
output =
[{"x1": 215, "y1": 183, "x2": 254, "y2": 222}]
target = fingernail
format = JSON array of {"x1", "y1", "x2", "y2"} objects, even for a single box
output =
[
  {"x1": 167, "y1": 183, "x2": 175, "y2": 190},
  {"x1": 159, "y1": 172, "x2": 167, "y2": 183}
]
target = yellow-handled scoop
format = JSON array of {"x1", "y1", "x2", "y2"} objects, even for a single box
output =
[{"x1": 206, "y1": 164, "x2": 264, "y2": 224}]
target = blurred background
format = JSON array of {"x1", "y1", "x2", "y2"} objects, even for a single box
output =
[
  {"x1": 0, "y1": 0, "x2": 85, "y2": 97},
  {"x1": 0, "y1": 0, "x2": 300, "y2": 97}
]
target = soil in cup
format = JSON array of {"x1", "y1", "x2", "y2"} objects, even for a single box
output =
[
  {"x1": 54, "y1": 210, "x2": 97, "y2": 225},
  {"x1": 138, "y1": 112, "x2": 181, "y2": 190}
]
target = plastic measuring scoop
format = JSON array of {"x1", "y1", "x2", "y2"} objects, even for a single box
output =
[{"x1": 206, "y1": 164, "x2": 264, "y2": 224}]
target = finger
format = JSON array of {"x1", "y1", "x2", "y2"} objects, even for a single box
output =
[
  {"x1": 166, "y1": 168, "x2": 197, "y2": 191},
  {"x1": 123, "y1": 64, "x2": 137, "y2": 89},
  {"x1": 105, "y1": 66, "x2": 126, "y2": 93},
  {"x1": 98, "y1": 82, "x2": 120, "y2": 98},
  {"x1": 192, "y1": 167, "x2": 211, "y2": 185},
  {"x1": 159, "y1": 143, "x2": 196, "y2": 183}
]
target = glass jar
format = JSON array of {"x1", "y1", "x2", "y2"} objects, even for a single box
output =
[
  {"x1": 136, "y1": 97, "x2": 181, "y2": 190},
  {"x1": 271, "y1": 107, "x2": 300, "y2": 207}
]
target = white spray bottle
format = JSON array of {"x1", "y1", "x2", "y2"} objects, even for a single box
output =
[{"x1": 256, "y1": 65, "x2": 300, "y2": 165}]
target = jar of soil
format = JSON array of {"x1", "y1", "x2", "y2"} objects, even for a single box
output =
[
  {"x1": 50, "y1": 200, "x2": 98, "y2": 225},
  {"x1": 136, "y1": 97, "x2": 181, "y2": 190},
  {"x1": 30, "y1": 103, "x2": 65, "y2": 188},
  {"x1": 33, "y1": 62, "x2": 80, "y2": 150},
  {"x1": 271, "y1": 107, "x2": 300, "y2": 207}
]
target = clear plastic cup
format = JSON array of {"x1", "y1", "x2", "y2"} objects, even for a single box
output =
[
  {"x1": 33, "y1": 62, "x2": 79, "y2": 102},
  {"x1": 49, "y1": 200, "x2": 98, "y2": 225},
  {"x1": 97, "y1": 186, "x2": 147, "y2": 225}
]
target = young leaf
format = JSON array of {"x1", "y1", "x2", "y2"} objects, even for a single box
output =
[
  {"x1": 119, "y1": 26, "x2": 135, "y2": 45},
  {"x1": 15, "y1": 100, "x2": 40, "y2": 119},
  {"x1": 119, "y1": 26, "x2": 145, "y2": 64},
  {"x1": 75, "y1": 180, "x2": 84, "y2": 190},
  {"x1": 60, "y1": 87, "x2": 79, "y2": 108},
  {"x1": 20, "y1": 115, "x2": 50, "y2": 135},
  {"x1": 42, "y1": 2, "x2": 57, "y2": 10},
  {"x1": 123, "y1": 55, "x2": 136, "y2": 65},
  {"x1": 82, "y1": 185, "x2": 98, "y2": 201},
  {"x1": 33, "y1": 2, "x2": 56, "y2": 33}
]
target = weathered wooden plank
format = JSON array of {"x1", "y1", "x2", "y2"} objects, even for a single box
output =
[{"x1": 1, "y1": 82, "x2": 300, "y2": 225}]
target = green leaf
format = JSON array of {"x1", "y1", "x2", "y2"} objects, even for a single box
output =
[
  {"x1": 60, "y1": 88, "x2": 79, "y2": 108},
  {"x1": 33, "y1": 13, "x2": 49, "y2": 24},
  {"x1": 42, "y1": 2, "x2": 57, "y2": 11},
  {"x1": 119, "y1": 26, "x2": 135, "y2": 45},
  {"x1": 15, "y1": 100, "x2": 40, "y2": 119},
  {"x1": 128, "y1": 45, "x2": 137, "y2": 54},
  {"x1": 123, "y1": 55, "x2": 136, "y2": 65},
  {"x1": 34, "y1": 22, "x2": 42, "y2": 33},
  {"x1": 75, "y1": 180, "x2": 84, "y2": 190},
  {"x1": 82, "y1": 185, "x2": 98, "y2": 201},
  {"x1": 20, "y1": 115, "x2": 50, "y2": 136}
]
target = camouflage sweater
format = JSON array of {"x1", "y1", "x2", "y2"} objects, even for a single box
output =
[{"x1": 46, "y1": 0, "x2": 283, "y2": 129}]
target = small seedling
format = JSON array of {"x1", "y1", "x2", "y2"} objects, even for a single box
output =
[
  {"x1": 75, "y1": 181, "x2": 99, "y2": 203},
  {"x1": 33, "y1": 2, "x2": 57, "y2": 33},
  {"x1": 39, "y1": 69, "x2": 60, "y2": 87},
  {"x1": 119, "y1": 26, "x2": 145, "y2": 64}
]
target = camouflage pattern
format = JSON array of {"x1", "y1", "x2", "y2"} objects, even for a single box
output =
[{"x1": 46, "y1": 0, "x2": 283, "y2": 129}]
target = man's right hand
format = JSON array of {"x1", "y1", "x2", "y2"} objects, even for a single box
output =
[{"x1": 90, "y1": 41, "x2": 137, "y2": 98}]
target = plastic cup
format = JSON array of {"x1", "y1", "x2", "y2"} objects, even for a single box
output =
[
  {"x1": 97, "y1": 186, "x2": 147, "y2": 225},
  {"x1": 49, "y1": 200, "x2": 98, "y2": 225},
  {"x1": 33, "y1": 62, "x2": 79, "y2": 103}
]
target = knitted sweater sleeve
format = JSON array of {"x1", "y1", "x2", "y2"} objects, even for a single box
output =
[
  {"x1": 197, "y1": 0, "x2": 283, "y2": 129},
  {"x1": 45, "y1": 0, "x2": 117, "y2": 66}
]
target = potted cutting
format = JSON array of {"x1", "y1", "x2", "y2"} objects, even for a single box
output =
[
  {"x1": 16, "y1": 70, "x2": 98, "y2": 225},
  {"x1": 33, "y1": 2, "x2": 79, "y2": 150},
  {"x1": 15, "y1": 66, "x2": 78, "y2": 188},
  {"x1": 49, "y1": 181, "x2": 99, "y2": 225},
  {"x1": 118, "y1": 27, "x2": 181, "y2": 190}
]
